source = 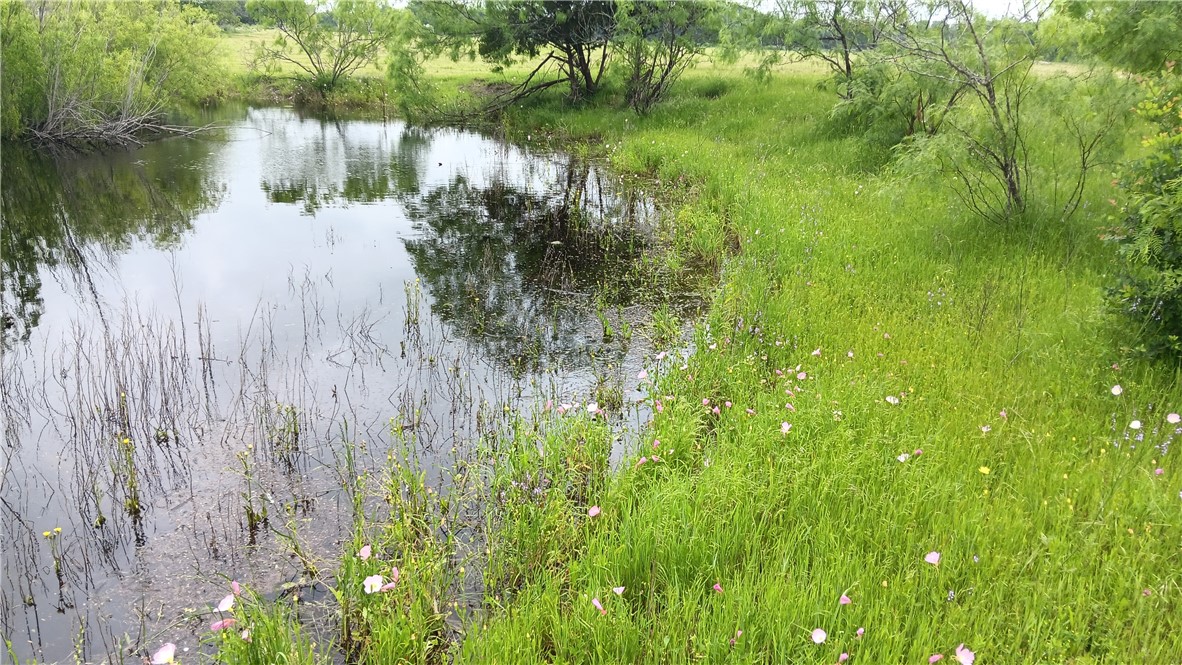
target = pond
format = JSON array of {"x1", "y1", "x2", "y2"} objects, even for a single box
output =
[{"x1": 0, "y1": 108, "x2": 674, "y2": 663}]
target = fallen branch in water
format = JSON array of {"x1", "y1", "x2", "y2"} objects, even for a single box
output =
[{"x1": 27, "y1": 115, "x2": 216, "y2": 149}]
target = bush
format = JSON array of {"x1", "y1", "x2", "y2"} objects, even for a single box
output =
[{"x1": 1106, "y1": 71, "x2": 1182, "y2": 356}]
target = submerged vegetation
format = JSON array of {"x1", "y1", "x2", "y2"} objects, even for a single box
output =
[{"x1": 6, "y1": 0, "x2": 1182, "y2": 663}]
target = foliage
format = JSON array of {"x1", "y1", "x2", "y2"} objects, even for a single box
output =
[
  {"x1": 1033, "y1": 8, "x2": 1090, "y2": 63},
  {"x1": 384, "y1": 8, "x2": 438, "y2": 119},
  {"x1": 400, "y1": 0, "x2": 617, "y2": 107},
  {"x1": 1059, "y1": 0, "x2": 1182, "y2": 74},
  {"x1": 247, "y1": 0, "x2": 399, "y2": 96},
  {"x1": 389, "y1": 0, "x2": 718, "y2": 118},
  {"x1": 1106, "y1": 71, "x2": 1182, "y2": 356},
  {"x1": 481, "y1": 0, "x2": 617, "y2": 100},
  {"x1": 616, "y1": 0, "x2": 715, "y2": 115},
  {"x1": 825, "y1": 50, "x2": 962, "y2": 152},
  {"x1": 0, "y1": 1, "x2": 43, "y2": 138},
  {"x1": 792, "y1": 0, "x2": 903, "y2": 98},
  {"x1": 182, "y1": 0, "x2": 255, "y2": 28},
  {"x1": 886, "y1": 2, "x2": 1040, "y2": 223},
  {"x1": 0, "y1": 0, "x2": 223, "y2": 144}
]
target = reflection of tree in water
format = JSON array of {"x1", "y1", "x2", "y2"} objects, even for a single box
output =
[
  {"x1": 0, "y1": 143, "x2": 222, "y2": 346},
  {"x1": 402, "y1": 155, "x2": 654, "y2": 372},
  {"x1": 251, "y1": 115, "x2": 657, "y2": 372},
  {"x1": 259, "y1": 122, "x2": 430, "y2": 214}
]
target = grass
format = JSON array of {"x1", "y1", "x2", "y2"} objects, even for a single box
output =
[
  {"x1": 204, "y1": 38, "x2": 1182, "y2": 663},
  {"x1": 463, "y1": 68, "x2": 1182, "y2": 662}
]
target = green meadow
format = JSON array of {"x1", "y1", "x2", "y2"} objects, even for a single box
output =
[
  {"x1": 205, "y1": 40, "x2": 1182, "y2": 661},
  {"x1": 446, "y1": 71, "x2": 1181, "y2": 663}
]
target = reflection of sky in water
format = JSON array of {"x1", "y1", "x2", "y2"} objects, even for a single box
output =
[{"x1": 1, "y1": 108, "x2": 659, "y2": 663}]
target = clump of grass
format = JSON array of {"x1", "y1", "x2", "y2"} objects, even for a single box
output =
[
  {"x1": 236, "y1": 447, "x2": 267, "y2": 539},
  {"x1": 481, "y1": 413, "x2": 612, "y2": 601},
  {"x1": 333, "y1": 423, "x2": 472, "y2": 663},
  {"x1": 114, "y1": 434, "x2": 141, "y2": 517},
  {"x1": 207, "y1": 583, "x2": 319, "y2": 665}
]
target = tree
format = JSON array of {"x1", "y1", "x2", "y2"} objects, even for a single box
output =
[
  {"x1": 181, "y1": 0, "x2": 254, "y2": 28},
  {"x1": 480, "y1": 0, "x2": 617, "y2": 100},
  {"x1": 616, "y1": 0, "x2": 716, "y2": 115},
  {"x1": 883, "y1": 1, "x2": 1130, "y2": 226},
  {"x1": 1059, "y1": 0, "x2": 1182, "y2": 74},
  {"x1": 1, "y1": 1, "x2": 44, "y2": 138},
  {"x1": 790, "y1": 0, "x2": 905, "y2": 99},
  {"x1": 398, "y1": 0, "x2": 617, "y2": 109},
  {"x1": 1105, "y1": 71, "x2": 1182, "y2": 356},
  {"x1": 736, "y1": 0, "x2": 903, "y2": 92},
  {"x1": 247, "y1": 0, "x2": 399, "y2": 96},
  {"x1": 887, "y1": 1, "x2": 1038, "y2": 223}
]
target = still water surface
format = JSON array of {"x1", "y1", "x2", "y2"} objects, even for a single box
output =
[{"x1": 1, "y1": 107, "x2": 664, "y2": 663}]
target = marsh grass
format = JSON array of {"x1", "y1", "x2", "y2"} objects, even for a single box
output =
[
  {"x1": 208, "y1": 587, "x2": 319, "y2": 665},
  {"x1": 455, "y1": 70, "x2": 1180, "y2": 663},
  {"x1": 198, "y1": 48, "x2": 1182, "y2": 663}
]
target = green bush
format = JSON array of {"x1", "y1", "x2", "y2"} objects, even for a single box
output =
[
  {"x1": 1106, "y1": 71, "x2": 1182, "y2": 356},
  {"x1": 0, "y1": 0, "x2": 223, "y2": 142}
]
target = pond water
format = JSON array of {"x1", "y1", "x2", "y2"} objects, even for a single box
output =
[{"x1": 0, "y1": 108, "x2": 668, "y2": 663}]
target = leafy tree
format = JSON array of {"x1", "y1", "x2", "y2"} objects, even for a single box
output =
[
  {"x1": 738, "y1": 0, "x2": 903, "y2": 91},
  {"x1": 0, "y1": 1, "x2": 44, "y2": 138},
  {"x1": 181, "y1": 0, "x2": 255, "y2": 29},
  {"x1": 247, "y1": 0, "x2": 399, "y2": 96},
  {"x1": 880, "y1": 1, "x2": 1129, "y2": 227},
  {"x1": 1059, "y1": 0, "x2": 1182, "y2": 74},
  {"x1": 1033, "y1": 7, "x2": 1089, "y2": 63},
  {"x1": 616, "y1": 0, "x2": 716, "y2": 115},
  {"x1": 792, "y1": 0, "x2": 904, "y2": 98},
  {"x1": 827, "y1": 52, "x2": 965, "y2": 149},
  {"x1": 397, "y1": 0, "x2": 617, "y2": 108},
  {"x1": 887, "y1": 1, "x2": 1039, "y2": 223},
  {"x1": 481, "y1": 0, "x2": 617, "y2": 100}
]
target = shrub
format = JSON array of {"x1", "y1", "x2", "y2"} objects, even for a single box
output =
[{"x1": 1106, "y1": 70, "x2": 1182, "y2": 356}]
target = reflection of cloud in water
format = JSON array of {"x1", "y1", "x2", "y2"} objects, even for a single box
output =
[
  {"x1": 0, "y1": 142, "x2": 222, "y2": 347},
  {"x1": 1, "y1": 108, "x2": 660, "y2": 663},
  {"x1": 250, "y1": 108, "x2": 657, "y2": 372}
]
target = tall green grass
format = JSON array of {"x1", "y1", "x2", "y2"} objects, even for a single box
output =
[
  {"x1": 209, "y1": 57, "x2": 1182, "y2": 663},
  {"x1": 457, "y1": 70, "x2": 1182, "y2": 663}
]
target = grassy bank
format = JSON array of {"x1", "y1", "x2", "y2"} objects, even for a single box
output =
[
  {"x1": 446, "y1": 72, "x2": 1182, "y2": 663},
  {"x1": 202, "y1": 55, "x2": 1182, "y2": 663}
]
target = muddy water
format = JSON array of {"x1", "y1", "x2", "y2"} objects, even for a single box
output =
[{"x1": 0, "y1": 108, "x2": 662, "y2": 663}]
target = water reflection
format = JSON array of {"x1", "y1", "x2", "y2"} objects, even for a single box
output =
[
  {"x1": 0, "y1": 143, "x2": 222, "y2": 347},
  {"x1": 403, "y1": 160, "x2": 652, "y2": 374},
  {"x1": 0, "y1": 108, "x2": 659, "y2": 663},
  {"x1": 257, "y1": 119, "x2": 430, "y2": 213}
]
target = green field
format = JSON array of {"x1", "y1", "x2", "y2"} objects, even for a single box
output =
[
  {"x1": 206, "y1": 34, "x2": 1181, "y2": 665},
  {"x1": 440, "y1": 69, "x2": 1181, "y2": 663}
]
